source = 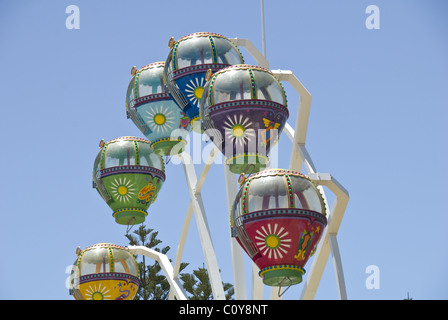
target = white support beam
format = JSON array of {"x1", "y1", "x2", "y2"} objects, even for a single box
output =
[
  {"x1": 271, "y1": 70, "x2": 312, "y2": 173},
  {"x1": 329, "y1": 234, "x2": 348, "y2": 300},
  {"x1": 308, "y1": 173, "x2": 350, "y2": 235},
  {"x1": 223, "y1": 158, "x2": 247, "y2": 300},
  {"x1": 231, "y1": 38, "x2": 269, "y2": 69},
  {"x1": 286, "y1": 119, "x2": 349, "y2": 300},
  {"x1": 260, "y1": 0, "x2": 267, "y2": 58},
  {"x1": 300, "y1": 173, "x2": 349, "y2": 300},
  {"x1": 168, "y1": 147, "x2": 219, "y2": 300},
  {"x1": 252, "y1": 263, "x2": 265, "y2": 300},
  {"x1": 128, "y1": 246, "x2": 187, "y2": 300},
  {"x1": 196, "y1": 146, "x2": 219, "y2": 191},
  {"x1": 178, "y1": 152, "x2": 226, "y2": 300},
  {"x1": 168, "y1": 202, "x2": 193, "y2": 300},
  {"x1": 299, "y1": 144, "x2": 318, "y2": 175},
  {"x1": 299, "y1": 229, "x2": 331, "y2": 300}
]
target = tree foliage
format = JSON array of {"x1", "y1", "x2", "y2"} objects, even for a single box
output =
[
  {"x1": 180, "y1": 265, "x2": 234, "y2": 300},
  {"x1": 125, "y1": 225, "x2": 233, "y2": 300}
]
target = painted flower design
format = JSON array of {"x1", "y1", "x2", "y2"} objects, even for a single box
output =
[
  {"x1": 84, "y1": 283, "x2": 112, "y2": 300},
  {"x1": 145, "y1": 104, "x2": 175, "y2": 134},
  {"x1": 185, "y1": 77, "x2": 205, "y2": 107},
  {"x1": 223, "y1": 114, "x2": 255, "y2": 149},
  {"x1": 110, "y1": 177, "x2": 135, "y2": 203},
  {"x1": 255, "y1": 223, "x2": 292, "y2": 259}
]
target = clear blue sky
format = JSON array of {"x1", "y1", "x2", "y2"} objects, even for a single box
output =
[{"x1": 0, "y1": 0, "x2": 447, "y2": 300}]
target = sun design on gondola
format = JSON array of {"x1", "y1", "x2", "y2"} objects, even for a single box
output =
[
  {"x1": 110, "y1": 177, "x2": 135, "y2": 203},
  {"x1": 145, "y1": 104, "x2": 175, "y2": 134},
  {"x1": 255, "y1": 223, "x2": 292, "y2": 259},
  {"x1": 84, "y1": 283, "x2": 112, "y2": 300},
  {"x1": 184, "y1": 77, "x2": 206, "y2": 107},
  {"x1": 223, "y1": 114, "x2": 255, "y2": 149}
]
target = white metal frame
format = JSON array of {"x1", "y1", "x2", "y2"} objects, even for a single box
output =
[
  {"x1": 127, "y1": 245, "x2": 188, "y2": 300},
  {"x1": 128, "y1": 38, "x2": 350, "y2": 300}
]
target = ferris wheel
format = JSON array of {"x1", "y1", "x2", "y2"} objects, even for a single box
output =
[{"x1": 69, "y1": 31, "x2": 349, "y2": 301}]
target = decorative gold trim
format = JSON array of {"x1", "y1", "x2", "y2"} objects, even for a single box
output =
[
  {"x1": 151, "y1": 137, "x2": 184, "y2": 144},
  {"x1": 258, "y1": 265, "x2": 305, "y2": 277},
  {"x1": 205, "y1": 68, "x2": 213, "y2": 81},
  {"x1": 238, "y1": 173, "x2": 246, "y2": 185},
  {"x1": 190, "y1": 114, "x2": 201, "y2": 125},
  {"x1": 168, "y1": 37, "x2": 175, "y2": 48}
]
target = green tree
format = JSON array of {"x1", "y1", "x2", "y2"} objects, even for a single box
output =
[
  {"x1": 125, "y1": 224, "x2": 189, "y2": 300},
  {"x1": 180, "y1": 264, "x2": 234, "y2": 300},
  {"x1": 125, "y1": 225, "x2": 234, "y2": 300}
]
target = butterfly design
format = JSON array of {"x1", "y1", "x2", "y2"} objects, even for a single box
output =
[{"x1": 261, "y1": 117, "x2": 281, "y2": 146}]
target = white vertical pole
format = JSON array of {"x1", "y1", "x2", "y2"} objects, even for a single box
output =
[
  {"x1": 223, "y1": 159, "x2": 247, "y2": 300},
  {"x1": 301, "y1": 173, "x2": 349, "y2": 300},
  {"x1": 178, "y1": 153, "x2": 226, "y2": 300},
  {"x1": 168, "y1": 147, "x2": 219, "y2": 300},
  {"x1": 260, "y1": 0, "x2": 267, "y2": 58},
  {"x1": 252, "y1": 263, "x2": 265, "y2": 299},
  {"x1": 329, "y1": 234, "x2": 348, "y2": 300},
  {"x1": 168, "y1": 202, "x2": 193, "y2": 300}
]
